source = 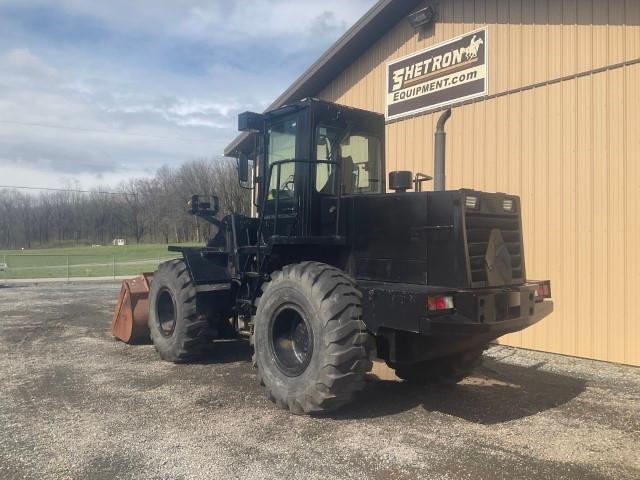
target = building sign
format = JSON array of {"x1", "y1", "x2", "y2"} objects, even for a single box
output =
[{"x1": 386, "y1": 27, "x2": 488, "y2": 120}]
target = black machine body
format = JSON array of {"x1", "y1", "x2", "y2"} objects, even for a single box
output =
[{"x1": 155, "y1": 98, "x2": 553, "y2": 413}]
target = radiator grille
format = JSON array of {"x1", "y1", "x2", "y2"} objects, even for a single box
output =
[{"x1": 465, "y1": 212, "x2": 524, "y2": 286}]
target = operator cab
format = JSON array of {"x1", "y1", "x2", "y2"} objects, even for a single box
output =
[{"x1": 237, "y1": 98, "x2": 386, "y2": 238}]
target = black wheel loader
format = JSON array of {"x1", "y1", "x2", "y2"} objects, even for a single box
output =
[{"x1": 116, "y1": 98, "x2": 553, "y2": 415}]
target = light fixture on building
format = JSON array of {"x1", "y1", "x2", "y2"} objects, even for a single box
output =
[{"x1": 407, "y1": 6, "x2": 437, "y2": 30}]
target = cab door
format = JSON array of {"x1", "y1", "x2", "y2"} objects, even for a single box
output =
[{"x1": 260, "y1": 110, "x2": 310, "y2": 239}]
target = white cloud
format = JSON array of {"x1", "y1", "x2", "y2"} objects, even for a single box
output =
[
  {"x1": 23, "y1": 0, "x2": 374, "y2": 41},
  {"x1": 168, "y1": 100, "x2": 239, "y2": 118},
  {"x1": 0, "y1": 48, "x2": 234, "y2": 180},
  {"x1": 0, "y1": 1, "x2": 378, "y2": 189},
  {"x1": 0, "y1": 0, "x2": 375, "y2": 53},
  {"x1": 3, "y1": 47, "x2": 60, "y2": 79},
  {"x1": 177, "y1": 1, "x2": 368, "y2": 39},
  {"x1": 1, "y1": 162, "x2": 149, "y2": 190}
]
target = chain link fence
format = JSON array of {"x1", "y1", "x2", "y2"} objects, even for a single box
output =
[{"x1": 0, "y1": 253, "x2": 181, "y2": 280}]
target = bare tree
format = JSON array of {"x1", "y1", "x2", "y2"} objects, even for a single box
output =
[{"x1": 0, "y1": 158, "x2": 250, "y2": 249}]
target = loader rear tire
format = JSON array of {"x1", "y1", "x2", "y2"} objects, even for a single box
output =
[
  {"x1": 252, "y1": 262, "x2": 373, "y2": 415},
  {"x1": 148, "y1": 259, "x2": 210, "y2": 363},
  {"x1": 391, "y1": 346, "x2": 486, "y2": 385}
]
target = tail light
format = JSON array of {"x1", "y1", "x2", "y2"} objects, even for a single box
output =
[
  {"x1": 427, "y1": 295, "x2": 454, "y2": 311},
  {"x1": 535, "y1": 281, "x2": 551, "y2": 302}
]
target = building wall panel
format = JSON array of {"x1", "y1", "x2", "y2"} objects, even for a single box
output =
[
  {"x1": 318, "y1": 0, "x2": 640, "y2": 365},
  {"x1": 547, "y1": 80, "x2": 563, "y2": 354},
  {"x1": 607, "y1": 67, "x2": 625, "y2": 364},
  {"x1": 624, "y1": 63, "x2": 640, "y2": 366}
]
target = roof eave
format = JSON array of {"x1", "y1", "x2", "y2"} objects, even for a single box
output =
[{"x1": 223, "y1": 0, "x2": 422, "y2": 157}]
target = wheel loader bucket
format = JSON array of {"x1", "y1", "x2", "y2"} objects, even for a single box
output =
[{"x1": 111, "y1": 273, "x2": 154, "y2": 344}]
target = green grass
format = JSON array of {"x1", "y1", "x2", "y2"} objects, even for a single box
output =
[
  {"x1": 0, "y1": 243, "x2": 200, "y2": 279},
  {"x1": 0, "y1": 243, "x2": 197, "y2": 258}
]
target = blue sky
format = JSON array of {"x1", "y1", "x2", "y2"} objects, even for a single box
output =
[{"x1": 0, "y1": 0, "x2": 376, "y2": 189}]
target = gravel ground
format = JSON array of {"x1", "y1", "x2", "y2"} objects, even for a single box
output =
[{"x1": 0, "y1": 282, "x2": 638, "y2": 480}]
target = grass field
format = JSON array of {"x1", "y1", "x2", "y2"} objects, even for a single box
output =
[{"x1": 0, "y1": 243, "x2": 198, "y2": 279}]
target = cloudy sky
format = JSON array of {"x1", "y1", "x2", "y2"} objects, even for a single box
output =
[{"x1": 0, "y1": 0, "x2": 376, "y2": 189}]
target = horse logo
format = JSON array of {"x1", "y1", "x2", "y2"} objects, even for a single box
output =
[{"x1": 464, "y1": 34, "x2": 484, "y2": 60}]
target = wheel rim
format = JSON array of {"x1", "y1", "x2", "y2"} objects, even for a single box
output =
[
  {"x1": 269, "y1": 306, "x2": 313, "y2": 377},
  {"x1": 156, "y1": 288, "x2": 177, "y2": 337}
]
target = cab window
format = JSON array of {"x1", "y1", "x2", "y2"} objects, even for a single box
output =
[
  {"x1": 267, "y1": 117, "x2": 297, "y2": 193},
  {"x1": 315, "y1": 126, "x2": 382, "y2": 195}
]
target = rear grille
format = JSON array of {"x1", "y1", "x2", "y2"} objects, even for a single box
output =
[{"x1": 465, "y1": 212, "x2": 524, "y2": 286}]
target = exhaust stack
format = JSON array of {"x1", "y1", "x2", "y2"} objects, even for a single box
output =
[{"x1": 434, "y1": 109, "x2": 451, "y2": 192}]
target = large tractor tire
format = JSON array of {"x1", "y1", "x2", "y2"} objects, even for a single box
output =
[
  {"x1": 390, "y1": 346, "x2": 486, "y2": 385},
  {"x1": 148, "y1": 259, "x2": 210, "y2": 363},
  {"x1": 252, "y1": 262, "x2": 373, "y2": 415}
]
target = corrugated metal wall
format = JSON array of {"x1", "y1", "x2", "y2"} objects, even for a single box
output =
[{"x1": 319, "y1": 0, "x2": 640, "y2": 366}]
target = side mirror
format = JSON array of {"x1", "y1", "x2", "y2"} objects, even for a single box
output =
[{"x1": 238, "y1": 153, "x2": 249, "y2": 184}]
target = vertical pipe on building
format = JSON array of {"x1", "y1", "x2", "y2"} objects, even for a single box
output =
[{"x1": 434, "y1": 109, "x2": 452, "y2": 192}]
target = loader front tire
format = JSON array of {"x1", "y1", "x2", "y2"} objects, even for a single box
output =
[
  {"x1": 148, "y1": 259, "x2": 210, "y2": 363},
  {"x1": 253, "y1": 262, "x2": 373, "y2": 415}
]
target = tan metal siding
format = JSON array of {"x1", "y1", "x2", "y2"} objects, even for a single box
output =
[
  {"x1": 318, "y1": 0, "x2": 640, "y2": 365},
  {"x1": 321, "y1": 0, "x2": 640, "y2": 104}
]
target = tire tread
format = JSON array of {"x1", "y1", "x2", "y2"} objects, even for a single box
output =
[
  {"x1": 148, "y1": 259, "x2": 210, "y2": 363},
  {"x1": 253, "y1": 261, "x2": 373, "y2": 414}
]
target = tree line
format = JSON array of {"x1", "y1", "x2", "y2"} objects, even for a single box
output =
[{"x1": 0, "y1": 158, "x2": 250, "y2": 250}]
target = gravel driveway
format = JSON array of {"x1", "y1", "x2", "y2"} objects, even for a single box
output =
[{"x1": 1, "y1": 282, "x2": 638, "y2": 479}]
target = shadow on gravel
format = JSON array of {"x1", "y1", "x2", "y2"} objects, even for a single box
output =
[
  {"x1": 194, "y1": 338, "x2": 253, "y2": 365},
  {"x1": 333, "y1": 358, "x2": 586, "y2": 424},
  {"x1": 115, "y1": 337, "x2": 252, "y2": 365},
  {"x1": 115, "y1": 337, "x2": 586, "y2": 424}
]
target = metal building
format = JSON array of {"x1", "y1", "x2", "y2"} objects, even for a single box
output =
[{"x1": 226, "y1": 0, "x2": 640, "y2": 366}]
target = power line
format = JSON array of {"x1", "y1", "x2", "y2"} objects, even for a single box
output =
[
  {"x1": 0, "y1": 185, "x2": 125, "y2": 195},
  {"x1": 0, "y1": 119, "x2": 222, "y2": 144},
  {"x1": 0, "y1": 184, "x2": 178, "y2": 198}
]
